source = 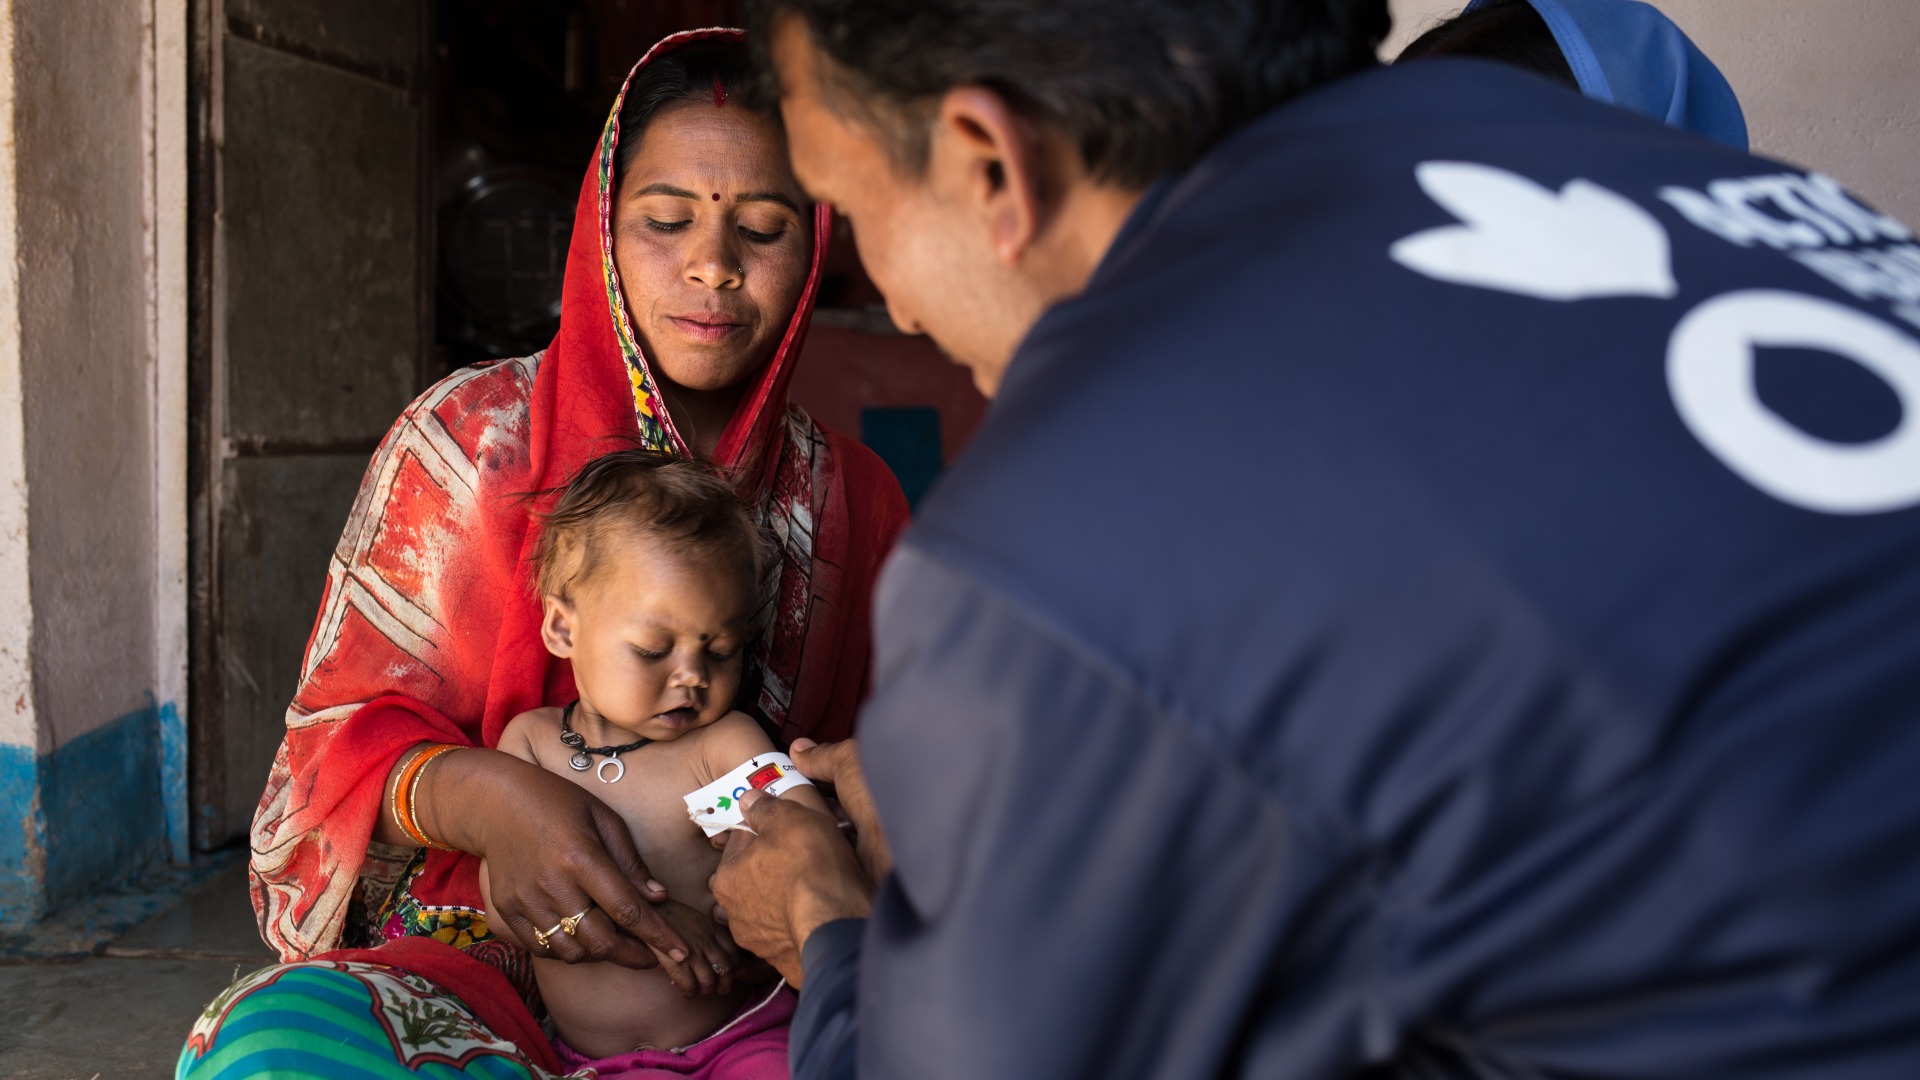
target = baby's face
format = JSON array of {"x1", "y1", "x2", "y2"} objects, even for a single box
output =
[{"x1": 545, "y1": 532, "x2": 755, "y2": 741}]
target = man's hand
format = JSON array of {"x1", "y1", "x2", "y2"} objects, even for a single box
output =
[
  {"x1": 711, "y1": 789, "x2": 874, "y2": 987},
  {"x1": 789, "y1": 737, "x2": 893, "y2": 882}
]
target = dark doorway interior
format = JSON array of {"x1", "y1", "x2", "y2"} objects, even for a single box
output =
[{"x1": 432, "y1": 1, "x2": 768, "y2": 377}]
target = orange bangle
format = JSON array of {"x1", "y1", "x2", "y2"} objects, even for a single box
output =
[{"x1": 393, "y1": 743, "x2": 461, "y2": 851}]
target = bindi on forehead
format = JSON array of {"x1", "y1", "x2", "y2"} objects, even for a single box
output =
[{"x1": 712, "y1": 192, "x2": 720, "y2": 200}]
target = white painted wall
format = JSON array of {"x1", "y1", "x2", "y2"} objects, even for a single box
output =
[
  {"x1": 12, "y1": 0, "x2": 161, "y2": 750},
  {"x1": 0, "y1": 0, "x2": 32, "y2": 752},
  {"x1": 1385, "y1": 0, "x2": 1920, "y2": 226},
  {"x1": 0, "y1": 0, "x2": 191, "y2": 901},
  {"x1": 0, "y1": 0, "x2": 188, "y2": 759}
]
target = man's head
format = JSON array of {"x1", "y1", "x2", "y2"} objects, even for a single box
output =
[{"x1": 748, "y1": 0, "x2": 1389, "y2": 393}]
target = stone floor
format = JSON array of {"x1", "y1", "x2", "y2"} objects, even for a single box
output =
[{"x1": 0, "y1": 860, "x2": 276, "y2": 1079}]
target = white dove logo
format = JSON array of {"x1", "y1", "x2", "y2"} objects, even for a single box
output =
[{"x1": 1391, "y1": 161, "x2": 1679, "y2": 302}]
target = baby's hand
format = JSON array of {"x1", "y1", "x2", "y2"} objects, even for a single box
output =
[{"x1": 650, "y1": 899, "x2": 740, "y2": 998}]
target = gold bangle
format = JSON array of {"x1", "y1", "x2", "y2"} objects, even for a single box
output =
[
  {"x1": 394, "y1": 743, "x2": 460, "y2": 851},
  {"x1": 388, "y1": 755, "x2": 415, "y2": 843},
  {"x1": 408, "y1": 746, "x2": 459, "y2": 851},
  {"x1": 391, "y1": 746, "x2": 432, "y2": 846}
]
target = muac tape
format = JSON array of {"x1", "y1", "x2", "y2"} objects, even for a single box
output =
[{"x1": 684, "y1": 752, "x2": 815, "y2": 836}]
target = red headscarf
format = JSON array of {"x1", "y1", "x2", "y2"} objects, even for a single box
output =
[
  {"x1": 487, "y1": 25, "x2": 888, "y2": 749},
  {"x1": 250, "y1": 28, "x2": 908, "y2": 975}
]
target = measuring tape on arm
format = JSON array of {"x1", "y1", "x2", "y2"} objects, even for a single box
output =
[{"x1": 683, "y1": 753, "x2": 815, "y2": 837}]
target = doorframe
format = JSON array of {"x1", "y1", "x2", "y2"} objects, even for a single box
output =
[
  {"x1": 151, "y1": 0, "x2": 192, "y2": 864},
  {"x1": 184, "y1": 0, "x2": 222, "y2": 852}
]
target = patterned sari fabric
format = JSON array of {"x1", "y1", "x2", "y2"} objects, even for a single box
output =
[
  {"x1": 178, "y1": 956, "x2": 793, "y2": 1080},
  {"x1": 178, "y1": 941, "x2": 567, "y2": 1079},
  {"x1": 183, "y1": 27, "x2": 908, "y2": 1078}
]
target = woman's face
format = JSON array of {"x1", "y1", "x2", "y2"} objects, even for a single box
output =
[{"x1": 613, "y1": 100, "x2": 813, "y2": 400}]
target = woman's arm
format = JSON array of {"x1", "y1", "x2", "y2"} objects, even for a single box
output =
[
  {"x1": 378, "y1": 711, "x2": 535, "y2": 849},
  {"x1": 249, "y1": 363, "x2": 527, "y2": 960}
]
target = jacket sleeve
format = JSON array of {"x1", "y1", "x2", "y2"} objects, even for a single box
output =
[
  {"x1": 249, "y1": 358, "x2": 534, "y2": 960},
  {"x1": 789, "y1": 918, "x2": 866, "y2": 1080},
  {"x1": 813, "y1": 543, "x2": 1364, "y2": 1080}
]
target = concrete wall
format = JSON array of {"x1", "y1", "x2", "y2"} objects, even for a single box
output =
[
  {"x1": 0, "y1": 4, "x2": 31, "y2": 757},
  {"x1": 1384, "y1": 0, "x2": 1920, "y2": 226},
  {"x1": 0, "y1": 0, "x2": 188, "y2": 926},
  {"x1": 15, "y1": 0, "x2": 157, "y2": 752}
]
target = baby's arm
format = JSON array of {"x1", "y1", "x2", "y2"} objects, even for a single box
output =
[
  {"x1": 697, "y1": 712, "x2": 832, "y2": 819},
  {"x1": 493, "y1": 709, "x2": 544, "y2": 766}
]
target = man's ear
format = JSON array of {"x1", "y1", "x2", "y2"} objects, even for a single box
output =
[
  {"x1": 540, "y1": 595, "x2": 578, "y2": 658},
  {"x1": 932, "y1": 86, "x2": 1057, "y2": 266}
]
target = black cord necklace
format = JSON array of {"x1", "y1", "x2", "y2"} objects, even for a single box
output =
[{"x1": 559, "y1": 701, "x2": 651, "y2": 784}]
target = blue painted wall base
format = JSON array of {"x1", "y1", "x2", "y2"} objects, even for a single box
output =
[
  {"x1": 0, "y1": 704, "x2": 174, "y2": 927},
  {"x1": 0, "y1": 742, "x2": 48, "y2": 925}
]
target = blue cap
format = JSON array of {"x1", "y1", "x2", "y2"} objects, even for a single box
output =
[{"x1": 1465, "y1": 0, "x2": 1749, "y2": 149}]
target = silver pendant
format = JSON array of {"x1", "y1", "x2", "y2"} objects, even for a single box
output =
[
  {"x1": 569, "y1": 750, "x2": 591, "y2": 771},
  {"x1": 596, "y1": 754, "x2": 625, "y2": 784}
]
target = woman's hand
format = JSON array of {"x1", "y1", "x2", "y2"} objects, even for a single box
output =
[{"x1": 412, "y1": 747, "x2": 704, "y2": 993}]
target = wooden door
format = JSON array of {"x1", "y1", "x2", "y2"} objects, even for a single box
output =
[{"x1": 188, "y1": 0, "x2": 431, "y2": 847}]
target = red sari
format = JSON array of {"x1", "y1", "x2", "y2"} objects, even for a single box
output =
[{"x1": 246, "y1": 26, "x2": 907, "y2": 1008}]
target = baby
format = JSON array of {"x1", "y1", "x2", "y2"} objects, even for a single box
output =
[{"x1": 477, "y1": 449, "x2": 829, "y2": 1069}]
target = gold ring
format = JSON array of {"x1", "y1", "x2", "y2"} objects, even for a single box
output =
[
  {"x1": 534, "y1": 920, "x2": 563, "y2": 950},
  {"x1": 559, "y1": 904, "x2": 592, "y2": 937}
]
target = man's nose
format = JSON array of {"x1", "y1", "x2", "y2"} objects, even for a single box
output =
[{"x1": 883, "y1": 294, "x2": 920, "y2": 335}]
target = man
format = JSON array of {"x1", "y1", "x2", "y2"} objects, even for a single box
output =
[{"x1": 713, "y1": 1, "x2": 1920, "y2": 1077}]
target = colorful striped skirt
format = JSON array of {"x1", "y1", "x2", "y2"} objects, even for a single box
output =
[{"x1": 176, "y1": 960, "x2": 565, "y2": 1079}]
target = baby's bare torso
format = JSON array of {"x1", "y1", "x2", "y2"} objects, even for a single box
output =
[{"x1": 481, "y1": 708, "x2": 770, "y2": 1057}]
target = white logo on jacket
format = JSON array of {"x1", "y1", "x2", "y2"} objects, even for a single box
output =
[
  {"x1": 1390, "y1": 161, "x2": 1678, "y2": 301},
  {"x1": 1392, "y1": 161, "x2": 1920, "y2": 515}
]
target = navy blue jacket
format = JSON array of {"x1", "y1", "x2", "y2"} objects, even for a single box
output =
[{"x1": 793, "y1": 59, "x2": 1920, "y2": 1079}]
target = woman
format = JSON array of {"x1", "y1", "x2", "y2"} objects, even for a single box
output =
[
  {"x1": 179, "y1": 29, "x2": 908, "y2": 1078},
  {"x1": 1398, "y1": 0, "x2": 1749, "y2": 149}
]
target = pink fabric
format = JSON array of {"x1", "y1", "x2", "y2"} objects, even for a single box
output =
[{"x1": 553, "y1": 983, "x2": 797, "y2": 1079}]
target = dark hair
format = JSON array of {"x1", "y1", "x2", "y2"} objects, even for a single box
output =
[
  {"x1": 745, "y1": 0, "x2": 1390, "y2": 189},
  {"x1": 535, "y1": 450, "x2": 774, "y2": 603},
  {"x1": 615, "y1": 38, "x2": 772, "y2": 183},
  {"x1": 1396, "y1": 0, "x2": 1577, "y2": 89}
]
